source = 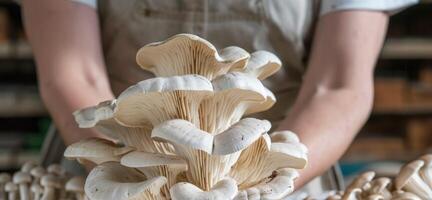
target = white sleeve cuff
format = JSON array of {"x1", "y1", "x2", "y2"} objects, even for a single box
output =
[{"x1": 320, "y1": 0, "x2": 419, "y2": 16}]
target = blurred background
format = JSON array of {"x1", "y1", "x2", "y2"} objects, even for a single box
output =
[{"x1": 0, "y1": 1, "x2": 430, "y2": 184}]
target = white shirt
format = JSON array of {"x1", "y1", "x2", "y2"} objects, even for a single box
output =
[{"x1": 72, "y1": 0, "x2": 418, "y2": 16}]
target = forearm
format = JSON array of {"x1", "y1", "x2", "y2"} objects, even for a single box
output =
[
  {"x1": 277, "y1": 10, "x2": 388, "y2": 188},
  {"x1": 278, "y1": 84, "x2": 373, "y2": 187},
  {"x1": 23, "y1": 0, "x2": 113, "y2": 145},
  {"x1": 40, "y1": 78, "x2": 113, "y2": 145}
]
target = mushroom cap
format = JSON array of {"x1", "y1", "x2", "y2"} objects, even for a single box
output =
[
  {"x1": 115, "y1": 74, "x2": 213, "y2": 127},
  {"x1": 41, "y1": 174, "x2": 63, "y2": 188},
  {"x1": 136, "y1": 33, "x2": 249, "y2": 80},
  {"x1": 13, "y1": 171, "x2": 32, "y2": 184},
  {"x1": 30, "y1": 166, "x2": 46, "y2": 178},
  {"x1": 0, "y1": 173, "x2": 11, "y2": 183},
  {"x1": 120, "y1": 151, "x2": 187, "y2": 169},
  {"x1": 64, "y1": 138, "x2": 134, "y2": 165},
  {"x1": 5, "y1": 182, "x2": 18, "y2": 191},
  {"x1": 30, "y1": 183, "x2": 44, "y2": 193},
  {"x1": 395, "y1": 160, "x2": 424, "y2": 190},
  {"x1": 85, "y1": 162, "x2": 167, "y2": 200},
  {"x1": 170, "y1": 178, "x2": 238, "y2": 200},
  {"x1": 152, "y1": 118, "x2": 270, "y2": 155},
  {"x1": 270, "y1": 131, "x2": 300, "y2": 143},
  {"x1": 47, "y1": 164, "x2": 65, "y2": 177},
  {"x1": 212, "y1": 118, "x2": 271, "y2": 155},
  {"x1": 65, "y1": 176, "x2": 85, "y2": 192},
  {"x1": 73, "y1": 100, "x2": 116, "y2": 128},
  {"x1": 392, "y1": 190, "x2": 422, "y2": 200},
  {"x1": 241, "y1": 50, "x2": 282, "y2": 80},
  {"x1": 21, "y1": 161, "x2": 37, "y2": 173}
]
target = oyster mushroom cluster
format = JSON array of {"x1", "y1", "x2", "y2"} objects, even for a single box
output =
[
  {"x1": 323, "y1": 154, "x2": 432, "y2": 200},
  {"x1": 0, "y1": 161, "x2": 85, "y2": 200},
  {"x1": 66, "y1": 34, "x2": 308, "y2": 200}
]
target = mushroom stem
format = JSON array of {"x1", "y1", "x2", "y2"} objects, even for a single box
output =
[
  {"x1": 18, "y1": 184, "x2": 30, "y2": 200},
  {"x1": 0, "y1": 173, "x2": 11, "y2": 200},
  {"x1": 5, "y1": 182, "x2": 18, "y2": 200}
]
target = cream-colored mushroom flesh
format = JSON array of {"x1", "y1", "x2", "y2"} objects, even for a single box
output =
[
  {"x1": 170, "y1": 178, "x2": 238, "y2": 200},
  {"x1": 120, "y1": 151, "x2": 187, "y2": 198},
  {"x1": 85, "y1": 162, "x2": 167, "y2": 200},
  {"x1": 152, "y1": 118, "x2": 269, "y2": 190},
  {"x1": 73, "y1": 101, "x2": 173, "y2": 154},
  {"x1": 239, "y1": 50, "x2": 282, "y2": 80},
  {"x1": 200, "y1": 72, "x2": 274, "y2": 133},
  {"x1": 64, "y1": 138, "x2": 134, "y2": 165},
  {"x1": 115, "y1": 75, "x2": 213, "y2": 127},
  {"x1": 395, "y1": 160, "x2": 432, "y2": 199},
  {"x1": 136, "y1": 34, "x2": 249, "y2": 80}
]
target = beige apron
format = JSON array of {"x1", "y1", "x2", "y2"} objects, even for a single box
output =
[{"x1": 98, "y1": 0, "x2": 318, "y2": 126}]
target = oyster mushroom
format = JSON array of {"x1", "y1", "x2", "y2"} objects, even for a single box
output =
[
  {"x1": 201, "y1": 72, "x2": 275, "y2": 133},
  {"x1": 85, "y1": 162, "x2": 167, "y2": 200},
  {"x1": 365, "y1": 177, "x2": 391, "y2": 199},
  {"x1": 136, "y1": 33, "x2": 249, "y2": 80},
  {"x1": 152, "y1": 118, "x2": 270, "y2": 190},
  {"x1": 0, "y1": 173, "x2": 11, "y2": 200},
  {"x1": 230, "y1": 131, "x2": 307, "y2": 188},
  {"x1": 21, "y1": 162, "x2": 38, "y2": 173},
  {"x1": 74, "y1": 100, "x2": 173, "y2": 154},
  {"x1": 65, "y1": 176, "x2": 85, "y2": 200},
  {"x1": 31, "y1": 183, "x2": 44, "y2": 200},
  {"x1": 420, "y1": 154, "x2": 432, "y2": 187},
  {"x1": 341, "y1": 171, "x2": 375, "y2": 200},
  {"x1": 115, "y1": 74, "x2": 213, "y2": 128},
  {"x1": 13, "y1": 171, "x2": 32, "y2": 200},
  {"x1": 240, "y1": 50, "x2": 282, "y2": 80},
  {"x1": 5, "y1": 182, "x2": 18, "y2": 200},
  {"x1": 30, "y1": 166, "x2": 46, "y2": 185},
  {"x1": 235, "y1": 168, "x2": 299, "y2": 200},
  {"x1": 64, "y1": 137, "x2": 135, "y2": 165},
  {"x1": 40, "y1": 174, "x2": 63, "y2": 200},
  {"x1": 395, "y1": 160, "x2": 432, "y2": 199},
  {"x1": 120, "y1": 151, "x2": 188, "y2": 198},
  {"x1": 170, "y1": 178, "x2": 238, "y2": 200}
]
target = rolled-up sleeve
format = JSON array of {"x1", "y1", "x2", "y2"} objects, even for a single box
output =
[{"x1": 320, "y1": 0, "x2": 419, "y2": 16}]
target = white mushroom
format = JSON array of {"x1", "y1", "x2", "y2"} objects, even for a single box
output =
[
  {"x1": 395, "y1": 160, "x2": 432, "y2": 199},
  {"x1": 65, "y1": 176, "x2": 85, "y2": 200},
  {"x1": 0, "y1": 173, "x2": 11, "y2": 200},
  {"x1": 64, "y1": 137, "x2": 135, "y2": 165},
  {"x1": 365, "y1": 177, "x2": 391, "y2": 199},
  {"x1": 420, "y1": 154, "x2": 432, "y2": 188},
  {"x1": 236, "y1": 168, "x2": 299, "y2": 200},
  {"x1": 170, "y1": 178, "x2": 238, "y2": 200},
  {"x1": 31, "y1": 183, "x2": 44, "y2": 200},
  {"x1": 21, "y1": 162, "x2": 38, "y2": 173},
  {"x1": 341, "y1": 171, "x2": 375, "y2": 200},
  {"x1": 13, "y1": 171, "x2": 32, "y2": 200},
  {"x1": 120, "y1": 151, "x2": 188, "y2": 198},
  {"x1": 239, "y1": 50, "x2": 282, "y2": 80},
  {"x1": 74, "y1": 100, "x2": 173, "y2": 154},
  {"x1": 5, "y1": 182, "x2": 18, "y2": 200},
  {"x1": 30, "y1": 166, "x2": 46, "y2": 185},
  {"x1": 200, "y1": 72, "x2": 275, "y2": 133},
  {"x1": 46, "y1": 164, "x2": 66, "y2": 178},
  {"x1": 152, "y1": 118, "x2": 270, "y2": 190},
  {"x1": 136, "y1": 33, "x2": 249, "y2": 80},
  {"x1": 40, "y1": 174, "x2": 63, "y2": 200},
  {"x1": 230, "y1": 131, "x2": 307, "y2": 188},
  {"x1": 85, "y1": 162, "x2": 167, "y2": 200}
]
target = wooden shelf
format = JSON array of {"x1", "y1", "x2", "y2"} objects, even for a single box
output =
[
  {"x1": 381, "y1": 38, "x2": 432, "y2": 59},
  {"x1": 373, "y1": 105, "x2": 432, "y2": 116},
  {"x1": 0, "y1": 86, "x2": 47, "y2": 117}
]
